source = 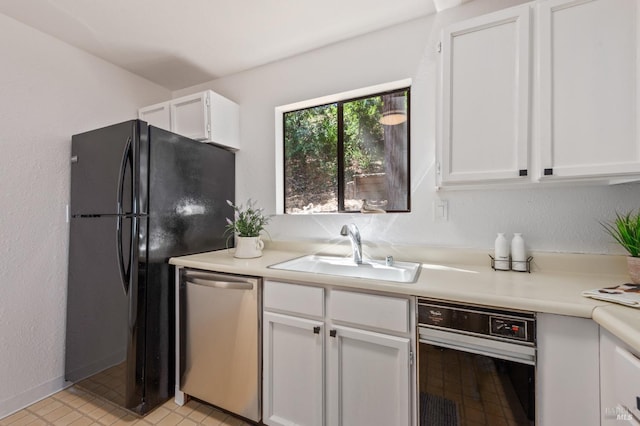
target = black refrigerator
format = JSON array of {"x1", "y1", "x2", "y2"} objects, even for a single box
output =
[{"x1": 65, "y1": 119, "x2": 234, "y2": 415}]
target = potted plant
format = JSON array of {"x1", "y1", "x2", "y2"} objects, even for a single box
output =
[
  {"x1": 225, "y1": 199, "x2": 270, "y2": 258},
  {"x1": 602, "y1": 210, "x2": 640, "y2": 284}
]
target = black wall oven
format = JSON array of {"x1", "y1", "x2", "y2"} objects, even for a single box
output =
[{"x1": 417, "y1": 299, "x2": 536, "y2": 426}]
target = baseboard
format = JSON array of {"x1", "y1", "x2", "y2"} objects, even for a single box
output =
[
  {"x1": 0, "y1": 376, "x2": 67, "y2": 419},
  {"x1": 65, "y1": 349, "x2": 125, "y2": 383}
]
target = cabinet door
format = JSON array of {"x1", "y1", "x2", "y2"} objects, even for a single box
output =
[
  {"x1": 327, "y1": 325, "x2": 411, "y2": 426},
  {"x1": 538, "y1": 0, "x2": 640, "y2": 179},
  {"x1": 139, "y1": 102, "x2": 171, "y2": 131},
  {"x1": 601, "y1": 327, "x2": 640, "y2": 425},
  {"x1": 537, "y1": 313, "x2": 600, "y2": 426},
  {"x1": 171, "y1": 92, "x2": 209, "y2": 141},
  {"x1": 439, "y1": 5, "x2": 531, "y2": 185},
  {"x1": 263, "y1": 312, "x2": 324, "y2": 426},
  {"x1": 209, "y1": 90, "x2": 241, "y2": 150}
]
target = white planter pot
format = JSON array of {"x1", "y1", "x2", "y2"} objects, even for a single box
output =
[
  {"x1": 234, "y1": 236, "x2": 264, "y2": 259},
  {"x1": 628, "y1": 256, "x2": 640, "y2": 284}
]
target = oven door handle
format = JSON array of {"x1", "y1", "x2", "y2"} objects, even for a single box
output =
[{"x1": 419, "y1": 327, "x2": 536, "y2": 366}]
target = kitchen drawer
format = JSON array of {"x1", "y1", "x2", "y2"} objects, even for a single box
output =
[
  {"x1": 264, "y1": 280, "x2": 324, "y2": 318},
  {"x1": 614, "y1": 346, "x2": 640, "y2": 422},
  {"x1": 329, "y1": 290, "x2": 409, "y2": 334}
]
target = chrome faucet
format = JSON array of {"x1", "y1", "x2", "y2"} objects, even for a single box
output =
[{"x1": 340, "y1": 223, "x2": 363, "y2": 264}]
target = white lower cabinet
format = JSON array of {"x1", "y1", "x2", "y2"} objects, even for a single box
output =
[
  {"x1": 262, "y1": 280, "x2": 415, "y2": 426},
  {"x1": 263, "y1": 312, "x2": 324, "y2": 426},
  {"x1": 600, "y1": 327, "x2": 640, "y2": 425},
  {"x1": 327, "y1": 325, "x2": 411, "y2": 426},
  {"x1": 537, "y1": 313, "x2": 600, "y2": 426}
]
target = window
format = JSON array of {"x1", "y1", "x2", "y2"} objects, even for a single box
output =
[{"x1": 276, "y1": 81, "x2": 410, "y2": 214}]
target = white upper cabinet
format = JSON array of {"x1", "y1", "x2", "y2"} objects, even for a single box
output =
[
  {"x1": 438, "y1": 0, "x2": 640, "y2": 188},
  {"x1": 538, "y1": 0, "x2": 640, "y2": 180},
  {"x1": 438, "y1": 5, "x2": 532, "y2": 186},
  {"x1": 138, "y1": 102, "x2": 171, "y2": 131},
  {"x1": 139, "y1": 90, "x2": 240, "y2": 151}
]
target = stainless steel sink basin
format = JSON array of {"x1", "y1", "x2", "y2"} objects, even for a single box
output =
[{"x1": 268, "y1": 254, "x2": 421, "y2": 283}]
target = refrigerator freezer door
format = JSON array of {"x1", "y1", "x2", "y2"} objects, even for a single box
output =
[
  {"x1": 70, "y1": 121, "x2": 143, "y2": 216},
  {"x1": 146, "y1": 126, "x2": 234, "y2": 262}
]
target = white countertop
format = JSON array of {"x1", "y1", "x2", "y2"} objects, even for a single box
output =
[{"x1": 169, "y1": 241, "x2": 640, "y2": 352}]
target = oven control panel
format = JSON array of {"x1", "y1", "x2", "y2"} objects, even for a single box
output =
[
  {"x1": 490, "y1": 317, "x2": 528, "y2": 341},
  {"x1": 417, "y1": 298, "x2": 536, "y2": 344}
]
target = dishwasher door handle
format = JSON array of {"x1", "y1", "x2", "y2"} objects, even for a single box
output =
[{"x1": 185, "y1": 278, "x2": 254, "y2": 290}]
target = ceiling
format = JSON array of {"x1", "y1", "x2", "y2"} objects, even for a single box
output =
[{"x1": 0, "y1": 0, "x2": 445, "y2": 90}]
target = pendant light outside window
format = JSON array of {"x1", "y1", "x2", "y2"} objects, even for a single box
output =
[{"x1": 380, "y1": 94, "x2": 407, "y2": 125}]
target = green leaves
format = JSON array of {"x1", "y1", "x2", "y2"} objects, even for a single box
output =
[
  {"x1": 284, "y1": 104, "x2": 339, "y2": 203},
  {"x1": 343, "y1": 96, "x2": 385, "y2": 180},
  {"x1": 602, "y1": 211, "x2": 640, "y2": 257},
  {"x1": 224, "y1": 199, "x2": 270, "y2": 238}
]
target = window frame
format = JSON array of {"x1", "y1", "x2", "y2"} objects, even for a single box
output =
[{"x1": 275, "y1": 79, "x2": 412, "y2": 215}]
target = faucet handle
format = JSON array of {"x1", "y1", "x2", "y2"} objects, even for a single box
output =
[{"x1": 340, "y1": 225, "x2": 348, "y2": 236}]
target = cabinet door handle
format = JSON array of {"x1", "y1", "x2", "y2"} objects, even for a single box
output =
[
  {"x1": 313, "y1": 326, "x2": 321, "y2": 334},
  {"x1": 329, "y1": 329, "x2": 337, "y2": 338}
]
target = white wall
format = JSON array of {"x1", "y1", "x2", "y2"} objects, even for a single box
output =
[
  {"x1": 0, "y1": 13, "x2": 170, "y2": 417},
  {"x1": 176, "y1": 0, "x2": 640, "y2": 255}
]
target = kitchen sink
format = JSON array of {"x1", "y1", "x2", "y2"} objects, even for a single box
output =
[{"x1": 268, "y1": 254, "x2": 421, "y2": 283}]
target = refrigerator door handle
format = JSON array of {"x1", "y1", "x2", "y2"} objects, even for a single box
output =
[
  {"x1": 116, "y1": 137, "x2": 133, "y2": 295},
  {"x1": 116, "y1": 217, "x2": 128, "y2": 295},
  {"x1": 117, "y1": 137, "x2": 132, "y2": 215}
]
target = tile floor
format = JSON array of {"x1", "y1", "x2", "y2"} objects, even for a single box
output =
[{"x1": 0, "y1": 386, "x2": 253, "y2": 426}]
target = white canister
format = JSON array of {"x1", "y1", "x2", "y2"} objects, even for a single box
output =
[
  {"x1": 494, "y1": 233, "x2": 510, "y2": 270},
  {"x1": 234, "y1": 236, "x2": 264, "y2": 259},
  {"x1": 511, "y1": 233, "x2": 527, "y2": 271}
]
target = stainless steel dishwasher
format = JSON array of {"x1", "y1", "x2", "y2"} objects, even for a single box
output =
[{"x1": 179, "y1": 268, "x2": 261, "y2": 422}]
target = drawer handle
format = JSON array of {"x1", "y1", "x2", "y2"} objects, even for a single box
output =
[
  {"x1": 313, "y1": 326, "x2": 321, "y2": 334},
  {"x1": 330, "y1": 329, "x2": 337, "y2": 338}
]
